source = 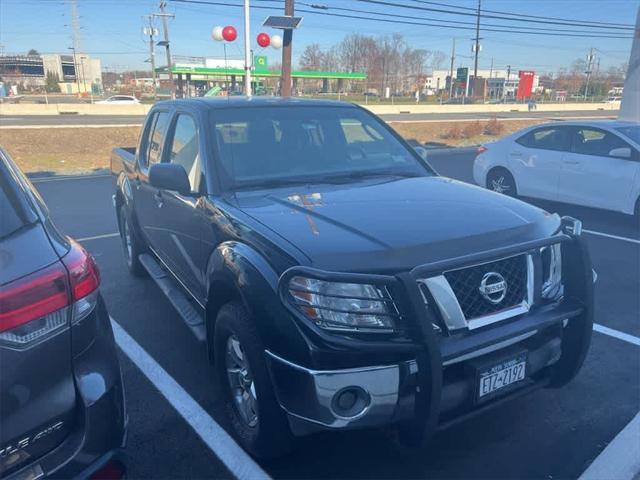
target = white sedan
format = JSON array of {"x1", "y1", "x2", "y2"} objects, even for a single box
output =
[
  {"x1": 96, "y1": 95, "x2": 140, "y2": 105},
  {"x1": 473, "y1": 120, "x2": 640, "y2": 216}
]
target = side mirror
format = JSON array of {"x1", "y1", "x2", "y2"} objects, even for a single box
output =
[
  {"x1": 609, "y1": 147, "x2": 631, "y2": 159},
  {"x1": 149, "y1": 163, "x2": 192, "y2": 195}
]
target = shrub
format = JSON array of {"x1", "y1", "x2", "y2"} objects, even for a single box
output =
[
  {"x1": 463, "y1": 121, "x2": 483, "y2": 138},
  {"x1": 442, "y1": 124, "x2": 463, "y2": 140},
  {"x1": 484, "y1": 117, "x2": 504, "y2": 136}
]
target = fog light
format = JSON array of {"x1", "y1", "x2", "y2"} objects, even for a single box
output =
[{"x1": 331, "y1": 387, "x2": 370, "y2": 418}]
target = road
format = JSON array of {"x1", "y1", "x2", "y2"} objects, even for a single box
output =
[
  {"x1": 1, "y1": 109, "x2": 617, "y2": 127},
  {"x1": 32, "y1": 153, "x2": 639, "y2": 479}
]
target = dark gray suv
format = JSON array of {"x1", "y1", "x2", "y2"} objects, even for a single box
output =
[{"x1": 0, "y1": 148, "x2": 126, "y2": 479}]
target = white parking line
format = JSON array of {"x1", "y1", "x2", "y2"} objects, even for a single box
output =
[
  {"x1": 584, "y1": 229, "x2": 640, "y2": 245},
  {"x1": 110, "y1": 319, "x2": 271, "y2": 480},
  {"x1": 593, "y1": 323, "x2": 640, "y2": 347},
  {"x1": 579, "y1": 412, "x2": 640, "y2": 480},
  {"x1": 77, "y1": 232, "x2": 120, "y2": 242}
]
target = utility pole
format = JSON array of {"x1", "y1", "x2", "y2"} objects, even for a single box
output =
[
  {"x1": 68, "y1": 46, "x2": 81, "y2": 94},
  {"x1": 448, "y1": 38, "x2": 456, "y2": 99},
  {"x1": 144, "y1": 16, "x2": 158, "y2": 101},
  {"x1": 471, "y1": 0, "x2": 481, "y2": 97},
  {"x1": 243, "y1": 0, "x2": 252, "y2": 96},
  {"x1": 503, "y1": 64, "x2": 511, "y2": 100},
  {"x1": 281, "y1": 0, "x2": 294, "y2": 97},
  {"x1": 69, "y1": 0, "x2": 84, "y2": 94},
  {"x1": 154, "y1": 1, "x2": 175, "y2": 99},
  {"x1": 584, "y1": 47, "x2": 595, "y2": 100}
]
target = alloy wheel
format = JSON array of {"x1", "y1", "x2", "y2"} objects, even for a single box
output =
[
  {"x1": 225, "y1": 336, "x2": 259, "y2": 428},
  {"x1": 490, "y1": 175, "x2": 512, "y2": 194}
]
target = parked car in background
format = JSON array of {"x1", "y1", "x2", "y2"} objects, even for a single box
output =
[
  {"x1": 111, "y1": 97, "x2": 594, "y2": 459},
  {"x1": 0, "y1": 148, "x2": 126, "y2": 479},
  {"x1": 97, "y1": 95, "x2": 140, "y2": 105},
  {"x1": 474, "y1": 121, "x2": 640, "y2": 216}
]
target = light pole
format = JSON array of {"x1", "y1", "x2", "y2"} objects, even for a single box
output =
[{"x1": 243, "y1": 0, "x2": 252, "y2": 96}]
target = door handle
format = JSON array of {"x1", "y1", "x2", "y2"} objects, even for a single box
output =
[
  {"x1": 154, "y1": 191, "x2": 164, "y2": 208},
  {"x1": 509, "y1": 151, "x2": 523, "y2": 158},
  {"x1": 564, "y1": 160, "x2": 580, "y2": 165}
]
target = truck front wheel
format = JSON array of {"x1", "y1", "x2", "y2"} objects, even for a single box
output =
[{"x1": 214, "y1": 301, "x2": 293, "y2": 459}]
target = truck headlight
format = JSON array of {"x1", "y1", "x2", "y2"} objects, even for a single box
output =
[
  {"x1": 287, "y1": 276, "x2": 396, "y2": 331},
  {"x1": 541, "y1": 244, "x2": 563, "y2": 300}
]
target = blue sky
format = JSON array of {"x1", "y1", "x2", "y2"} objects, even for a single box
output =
[{"x1": 0, "y1": 0, "x2": 636, "y2": 74}]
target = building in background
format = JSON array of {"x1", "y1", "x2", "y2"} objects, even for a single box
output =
[{"x1": 0, "y1": 53, "x2": 102, "y2": 94}]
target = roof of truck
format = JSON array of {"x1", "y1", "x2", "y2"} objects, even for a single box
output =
[{"x1": 154, "y1": 96, "x2": 356, "y2": 110}]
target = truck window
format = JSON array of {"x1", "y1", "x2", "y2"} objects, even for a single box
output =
[
  {"x1": 147, "y1": 111, "x2": 171, "y2": 167},
  {"x1": 168, "y1": 114, "x2": 201, "y2": 191}
]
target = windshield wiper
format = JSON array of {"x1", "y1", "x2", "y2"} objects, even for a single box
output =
[
  {"x1": 235, "y1": 176, "x2": 318, "y2": 190},
  {"x1": 322, "y1": 170, "x2": 424, "y2": 183}
]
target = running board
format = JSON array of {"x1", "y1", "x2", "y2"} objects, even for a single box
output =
[{"x1": 138, "y1": 253, "x2": 206, "y2": 342}]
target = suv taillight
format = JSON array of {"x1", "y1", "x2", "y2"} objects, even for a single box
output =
[{"x1": 0, "y1": 241, "x2": 100, "y2": 346}]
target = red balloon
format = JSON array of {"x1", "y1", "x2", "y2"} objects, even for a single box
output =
[
  {"x1": 256, "y1": 32, "x2": 270, "y2": 48},
  {"x1": 222, "y1": 25, "x2": 237, "y2": 42}
]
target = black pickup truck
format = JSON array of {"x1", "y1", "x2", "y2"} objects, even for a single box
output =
[{"x1": 111, "y1": 97, "x2": 594, "y2": 458}]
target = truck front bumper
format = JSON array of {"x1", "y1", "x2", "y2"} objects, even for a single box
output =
[
  {"x1": 266, "y1": 311, "x2": 571, "y2": 436},
  {"x1": 266, "y1": 351, "x2": 419, "y2": 434}
]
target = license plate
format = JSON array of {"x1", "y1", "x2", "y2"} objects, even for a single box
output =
[{"x1": 478, "y1": 353, "x2": 527, "y2": 399}]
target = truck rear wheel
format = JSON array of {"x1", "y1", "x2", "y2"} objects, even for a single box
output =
[
  {"x1": 214, "y1": 301, "x2": 293, "y2": 459},
  {"x1": 118, "y1": 206, "x2": 146, "y2": 277}
]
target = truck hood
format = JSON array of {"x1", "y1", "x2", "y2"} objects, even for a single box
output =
[{"x1": 234, "y1": 176, "x2": 561, "y2": 273}]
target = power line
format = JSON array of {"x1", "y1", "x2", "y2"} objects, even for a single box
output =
[
  {"x1": 407, "y1": 0, "x2": 634, "y2": 28},
  {"x1": 356, "y1": 0, "x2": 636, "y2": 31},
  {"x1": 168, "y1": 0, "x2": 633, "y2": 38},
  {"x1": 295, "y1": 1, "x2": 629, "y2": 36}
]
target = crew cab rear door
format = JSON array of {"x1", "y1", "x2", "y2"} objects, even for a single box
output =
[
  {"x1": 134, "y1": 109, "x2": 173, "y2": 252},
  {"x1": 0, "y1": 158, "x2": 76, "y2": 476}
]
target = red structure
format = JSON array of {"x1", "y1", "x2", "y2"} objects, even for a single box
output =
[{"x1": 517, "y1": 70, "x2": 535, "y2": 99}]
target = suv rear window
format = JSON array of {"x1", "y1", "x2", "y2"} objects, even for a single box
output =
[{"x1": 0, "y1": 169, "x2": 34, "y2": 239}]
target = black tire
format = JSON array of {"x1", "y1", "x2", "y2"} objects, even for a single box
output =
[
  {"x1": 214, "y1": 301, "x2": 293, "y2": 459},
  {"x1": 486, "y1": 168, "x2": 518, "y2": 197},
  {"x1": 118, "y1": 206, "x2": 147, "y2": 276}
]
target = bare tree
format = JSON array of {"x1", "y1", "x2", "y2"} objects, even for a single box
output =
[
  {"x1": 299, "y1": 44, "x2": 324, "y2": 71},
  {"x1": 429, "y1": 50, "x2": 447, "y2": 71}
]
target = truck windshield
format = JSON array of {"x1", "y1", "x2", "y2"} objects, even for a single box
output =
[{"x1": 210, "y1": 106, "x2": 430, "y2": 189}]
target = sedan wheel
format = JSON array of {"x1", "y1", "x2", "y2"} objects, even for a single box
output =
[{"x1": 487, "y1": 169, "x2": 517, "y2": 197}]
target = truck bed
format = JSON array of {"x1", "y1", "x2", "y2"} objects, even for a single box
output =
[{"x1": 110, "y1": 147, "x2": 136, "y2": 176}]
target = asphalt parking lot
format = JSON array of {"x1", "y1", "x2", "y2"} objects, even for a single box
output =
[{"x1": 32, "y1": 152, "x2": 639, "y2": 479}]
